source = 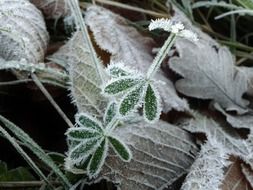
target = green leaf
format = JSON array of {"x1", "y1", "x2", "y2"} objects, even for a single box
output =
[
  {"x1": 0, "y1": 115, "x2": 71, "y2": 188},
  {"x1": 144, "y1": 84, "x2": 160, "y2": 123},
  {"x1": 88, "y1": 138, "x2": 108, "y2": 177},
  {"x1": 103, "y1": 77, "x2": 142, "y2": 95},
  {"x1": 103, "y1": 102, "x2": 117, "y2": 126},
  {"x1": 0, "y1": 166, "x2": 35, "y2": 181},
  {"x1": 119, "y1": 84, "x2": 144, "y2": 116},
  {"x1": 69, "y1": 137, "x2": 103, "y2": 161},
  {"x1": 106, "y1": 63, "x2": 131, "y2": 78},
  {"x1": 108, "y1": 136, "x2": 132, "y2": 162},
  {"x1": 77, "y1": 113, "x2": 103, "y2": 133},
  {"x1": 67, "y1": 127, "x2": 101, "y2": 141}
]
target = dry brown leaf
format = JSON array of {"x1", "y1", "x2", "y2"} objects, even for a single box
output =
[{"x1": 221, "y1": 157, "x2": 253, "y2": 190}]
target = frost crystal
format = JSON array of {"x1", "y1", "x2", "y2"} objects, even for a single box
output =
[{"x1": 149, "y1": 18, "x2": 198, "y2": 42}]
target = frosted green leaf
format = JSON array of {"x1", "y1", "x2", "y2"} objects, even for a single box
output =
[
  {"x1": 103, "y1": 102, "x2": 117, "y2": 126},
  {"x1": 66, "y1": 128, "x2": 101, "y2": 141},
  {"x1": 106, "y1": 63, "x2": 130, "y2": 78},
  {"x1": 69, "y1": 137, "x2": 103, "y2": 161},
  {"x1": 144, "y1": 84, "x2": 160, "y2": 122},
  {"x1": 108, "y1": 136, "x2": 131, "y2": 161},
  {"x1": 103, "y1": 77, "x2": 142, "y2": 95},
  {"x1": 77, "y1": 113, "x2": 103, "y2": 133},
  {"x1": 119, "y1": 84, "x2": 144, "y2": 116},
  {"x1": 88, "y1": 138, "x2": 108, "y2": 177}
]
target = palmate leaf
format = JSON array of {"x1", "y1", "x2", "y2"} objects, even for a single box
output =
[
  {"x1": 144, "y1": 84, "x2": 161, "y2": 123},
  {"x1": 170, "y1": 39, "x2": 249, "y2": 114},
  {"x1": 88, "y1": 138, "x2": 108, "y2": 178},
  {"x1": 103, "y1": 77, "x2": 143, "y2": 96},
  {"x1": 95, "y1": 120, "x2": 198, "y2": 190},
  {"x1": 108, "y1": 136, "x2": 132, "y2": 162},
  {"x1": 86, "y1": 5, "x2": 188, "y2": 113},
  {"x1": 119, "y1": 84, "x2": 145, "y2": 116}
]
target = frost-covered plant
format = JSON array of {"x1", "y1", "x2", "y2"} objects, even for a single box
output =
[
  {"x1": 65, "y1": 102, "x2": 131, "y2": 178},
  {"x1": 102, "y1": 18, "x2": 198, "y2": 123},
  {"x1": 65, "y1": 17, "x2": 198, "y2": 179}
]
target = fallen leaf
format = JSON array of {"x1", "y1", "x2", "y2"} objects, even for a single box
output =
[
  {"x1": 170, "y1": 39, "x2": 249, "y2": 114},
  {"x1": 49, "y1": 32, "x2": 108, "y2": 116},
  {"x1": 0, "y1": 0, "x2": 49, "y2": 63},
  {"x1": 95, "y1": 120, "x2": 198, "y2": 190},
  {"x1": 30, "y1": 0, "x2": 69, "y2": 19}
]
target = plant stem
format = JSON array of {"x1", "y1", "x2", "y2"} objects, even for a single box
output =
[
  {"x1": 31, "y1": 73, "x2": 74, "y2": 128},
  {"x1": 93, "y1": 0, "x2": 168, "y2": 18},
  {"x1": 146, "y1": 33, "x2": 177, "y2": 79},
  {"x1": 68, "y1": 0, "x2": 105, "y2": 85}
]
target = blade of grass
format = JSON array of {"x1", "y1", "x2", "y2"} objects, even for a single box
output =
[
  {"x1": 93, "y1": 0, "x2": 168, "y2": 17},
  {"x1": 0, "y1": 125, "x2": 53, "y2": 189},
  {"x1": 0, "y1": 115, "x2": 71, "y2": 188}
]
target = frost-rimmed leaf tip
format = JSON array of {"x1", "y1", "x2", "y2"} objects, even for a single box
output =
[{"x1": 149, "y1": 18, "x2": 198, "y2": 42}]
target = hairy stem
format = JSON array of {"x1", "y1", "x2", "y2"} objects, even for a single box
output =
[
  {"x1": 146, "y1": 33, "x2": 177, "y2": 79},
  {"x1": 31, "y1": 73, "x2": 74, "y2": 128},
  {"x1": 68, "y1": 0, "x2": 105, "y2": 84}
]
